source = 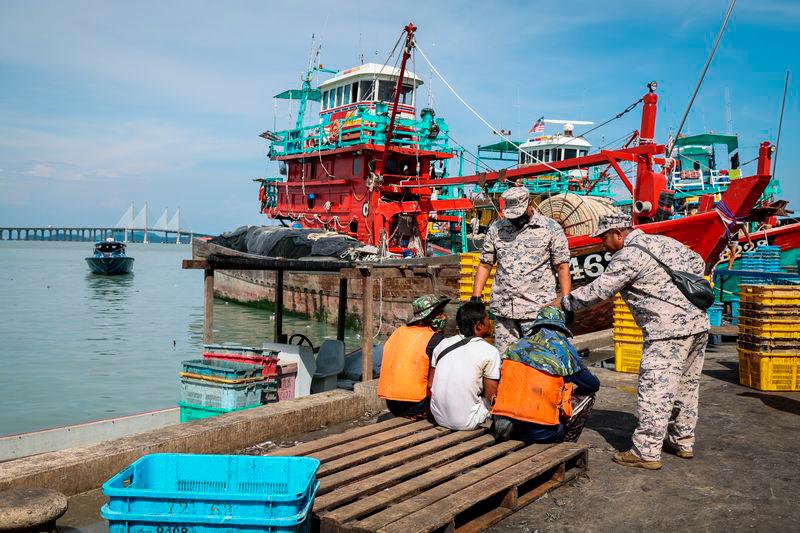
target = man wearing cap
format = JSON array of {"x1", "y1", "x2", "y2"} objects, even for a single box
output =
[
  {"x1": 378, "y1": 294, "x2": 449, "y2": 420},
  {"x1": 473, "y1": 186, "x2": 571, "y2": 353},
  {"x1": 492, "y1": 306, "x2": 600, "y2": 444},
  {"x1": 559, "y1": 212, "x2": 709, "y2": 470}
]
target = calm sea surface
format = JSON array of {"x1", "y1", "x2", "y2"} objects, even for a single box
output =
[{"x1": 0, "y1": 240, "x2": 359, "y2": 436}]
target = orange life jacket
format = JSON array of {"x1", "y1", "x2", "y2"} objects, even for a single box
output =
[
  {"x1": 492, "y1": 359, "x2": 573, "y2": 425},
  {"x1": 378, "y1": 326, "x2": 435, "y2": 402}
]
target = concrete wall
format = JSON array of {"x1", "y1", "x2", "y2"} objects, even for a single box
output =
[
  {"x1": 0, "y1": 408, "x2": 180, "y2": 462},
  {"x1": 0, "y1": 381, "x2": 384, "y2": 496}
]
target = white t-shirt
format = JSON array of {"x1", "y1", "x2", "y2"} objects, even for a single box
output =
[{"x1": 430, "y1": 335, "x2": 502, "y2": 430}]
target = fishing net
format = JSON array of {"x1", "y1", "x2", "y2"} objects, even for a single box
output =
[
  {"x1": 536, "y1": 194, "x2": 618, "y2": 236},
  {"x1": 209, "y1": 226, "x2": 362, "y2": 259}
]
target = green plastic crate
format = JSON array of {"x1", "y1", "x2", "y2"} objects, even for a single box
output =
[{"x1": 178, "y1": 401, "x2": 260, "y2": 423}]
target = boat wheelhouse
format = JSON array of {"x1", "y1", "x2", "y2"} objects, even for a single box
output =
[
  {"x1": 318, "y1": 63, "x2": 422, "y2": 122},
  {"x1": 668, "y1": 133, "x2": 780, "y2": 215},
  {"x1": 261, "y1": 24, "x2": 470, "y2": 255}
]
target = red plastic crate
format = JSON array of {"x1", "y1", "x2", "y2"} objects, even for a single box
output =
[
  {"x1": 278, "y1": 387, "x2": 295, "y2": 401},
  {"x1": 203, "y1": 351, "x2": 278, "y2": 378},
  {"x1": 278, "y1": 362, "x2": 298, "y2": 391}
]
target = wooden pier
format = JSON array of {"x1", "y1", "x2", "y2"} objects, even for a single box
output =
[{"x1": 266, "y1": 418, "x2": 588, "y2": 532}]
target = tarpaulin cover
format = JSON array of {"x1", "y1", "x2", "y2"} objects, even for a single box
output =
[{"x1": 210, "y1": 226, "x2": 362, "y2": 259}]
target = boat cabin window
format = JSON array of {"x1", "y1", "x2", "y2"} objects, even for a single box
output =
[
  {"x1": 579, "y1": 150, "x2": 588, "y2": 157},
  {"x1": 353, "y1": 157, "x2": 363, "y2": 177},
  {"x1": 377, "y1": 80, "x2": 394, "y2": 102},
  {"x1": 351, "y1": 82, "x2": 358, "y2": 103},
  {"x1": 343, "y1": 84, "x2": 351, "y2": 104},
  {"x1": 564, "y1": 148, "x2": 577, "y2": 159},
  {"x1": 399, "y1": 84, "x2": 414, "y2": 105},
  {"x1": 336, "y1": 86, "x2": 343, "y2": 108},
  {"x1": 544, "y1": 150, "x2": 551, "y2": 163},
  {"x1": 359, "y1": 80, "x2": 375, "y2": 101},
  {"x1": 322, "y1": 90, "x2": 329, "y2": 110}
]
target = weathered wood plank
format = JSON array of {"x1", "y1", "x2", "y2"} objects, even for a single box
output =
[
  {"x1": 318, "y1": 426, "x2": 450, "y2": 478},
  {"x1": 319, "y1": 429, "x2": 486, "y2": 494},
  {"x1": 266, "y1": 417, "x2": 412, "y2": 457},
  {"x1": 378, "y1": 444, "x2": 586, "y2": 533},
  {"x1": 353, "y1": 444, "x2": 552, "y2": 531},
  {"x1": 320, "y1": 440, "x2": 524, "y2": 525},
  {"x1": 314, "y1": 434, "x2": 497, "y2": 513},
  {"x1": 309, "y1": 420, "x2": 434, "y2": 463}
]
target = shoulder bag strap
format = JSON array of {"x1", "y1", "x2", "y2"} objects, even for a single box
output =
[
  {"x1": 433, "y1": 336, "x2": 475, "y2": 365},
  {"x1": 627, "y1": 243, "x2": 676, "y2": 278}
]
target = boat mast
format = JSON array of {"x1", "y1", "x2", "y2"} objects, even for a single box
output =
[
  {"x1": 772, "y1": 70, "x2": 790, "y2": 179},
  {"x1": 376, "y1": 22, "x2": 417, "y2": 176}
]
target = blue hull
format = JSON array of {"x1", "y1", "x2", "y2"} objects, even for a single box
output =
[{"x1": 85, "y1": 257, "x2": 134, "y2": 275}]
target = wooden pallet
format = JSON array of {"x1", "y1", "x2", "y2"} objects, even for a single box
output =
[{"x1": 267, "y1": 417, "x2": 588, "y2": 532}]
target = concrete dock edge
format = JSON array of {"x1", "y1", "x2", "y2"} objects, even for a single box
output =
[{"x1": 0, "y1": 382, "x2": 386, "y2": 496}]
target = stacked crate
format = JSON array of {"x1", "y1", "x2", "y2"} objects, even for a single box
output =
[
  {"x1": 102, "y1": 454, "x2": 321, "y2": 532},
  {"x1": 277, "y1": 362, "x2": 298, "y2": 401},
  {"x1": 459, "y1": 252, "x2": 496, "y2": 301},
  {"x1": 180, "y1": 346, "x2": 279, "y2": 422},
  {"x1": 737, "y1": 285, "x2": 800, "y2": 391},
  {"x1": 741, "y1": 245, "x2": 782, "y2": 285},
  {"x1": 613, "y1": 295, "x2": 643, "y2": 373}
]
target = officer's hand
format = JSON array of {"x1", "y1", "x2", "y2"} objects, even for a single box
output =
[{"x1": 546, "y1": 298, "x2": 562, "y2": 309}]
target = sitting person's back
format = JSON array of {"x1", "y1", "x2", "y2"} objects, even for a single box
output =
[
  {"x1": 430, "y1": 300, "x2": 501, "y2": 430},
  {"x1": 492, "y1": 306, "x2": 599, "y2": 443},
  {"x1": 378, "y1": 295, "x2": 448, "y2": 420}
]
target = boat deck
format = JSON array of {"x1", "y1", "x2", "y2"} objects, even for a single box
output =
[{"x1": 266, "y1": 418, "x2": 587, "y2": 532}]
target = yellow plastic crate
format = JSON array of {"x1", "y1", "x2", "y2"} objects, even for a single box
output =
[
  {"x1": 459, "y1": 255, "x2": 496, "y2": 302},
  {"x1": 738, "y1": 324, "x2": 800, "y2": 340},
  {"x1": 614, "y1": 340, "x2": 643, "y2": 373},
  {"x1": 738, "y1": 348, "x2": 800, "y2": 391},
  {"x1": 740, "y1": 285, "x2": 800, "y2": 306},
  {"x1": 614, "y1": 325, "x2": 644, "y2": 342},
  {"x1": 737, "y1": 317, "x2": 799, "y2": 331},
  {"x1": 740, "y1": 285, "x2": 800, "y2": 298}
]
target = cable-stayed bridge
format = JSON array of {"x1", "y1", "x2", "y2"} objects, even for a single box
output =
[{"x1": 0, "y1": 202, "x2": 209, "y2": 243}]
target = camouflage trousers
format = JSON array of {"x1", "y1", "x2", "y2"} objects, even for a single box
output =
[
  {"x1": 632, "y1": 332, "x2": 708, "y2": 461},
  {"x1": 493, "y1": 317, "x2": 537, "y2": 354}
]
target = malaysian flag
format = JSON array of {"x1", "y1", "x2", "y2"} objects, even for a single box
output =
[{"x1": 529, "y1": 116, "x2": 545, "y2": 133}]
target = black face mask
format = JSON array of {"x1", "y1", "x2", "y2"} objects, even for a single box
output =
[{"x1": 509, "y1": 213, "x2": 530, "y2": 230}]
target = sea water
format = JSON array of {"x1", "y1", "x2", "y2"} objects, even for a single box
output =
[{"x1": 0, "y1": 240, "x2": 359, "y2": 436}]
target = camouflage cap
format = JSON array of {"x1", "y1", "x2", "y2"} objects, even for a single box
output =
[
  {"x1": 531, "y1": 305, "x2": 573, "y2": 337},
  {"x1": 591, "y1": 212, "x2": 633, "y2": 238},
  {"x1": 500, "y1": 186, "x2": 531, "y2": 219},
  {"x1": 407, "y1": 294, "x2": 451, "y2": 326}
]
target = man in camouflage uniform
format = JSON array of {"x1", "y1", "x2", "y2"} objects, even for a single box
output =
[
  {"x1": 560, "y1": 212, "x2": 709, "y2": 470},
  {"x1": 473, "y1": 186, "x2": 571, "y2": 354}
]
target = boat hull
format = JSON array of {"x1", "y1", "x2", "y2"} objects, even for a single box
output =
[{"x1": 85, "y1": 257, "x2": 134, "y2": 275}]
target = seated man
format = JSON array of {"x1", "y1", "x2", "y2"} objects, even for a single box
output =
[
  {"x1": 430, "y1": 300, "x2": 501, "y2": 430},
  {"x1": 492, "y1": 306, "x2": 599, "y2": 443},
  {"x1": 378, "y1": 295, "x2": 449, "y2": 420}
]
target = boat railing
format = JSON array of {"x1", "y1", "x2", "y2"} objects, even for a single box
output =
[{"x1": 268, "y1": 106, "x2": 452, "y2": 158}]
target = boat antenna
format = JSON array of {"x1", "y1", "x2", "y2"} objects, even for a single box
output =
[
  {"x1": 671, "y1": 0, "x2": 736, "y2": 150},
  {"x1": 724, "y1": 87, "x2": 734, "y2": 134},
  {"x1": 773, "y1": 70, "x2": 790, "y2": 179}
]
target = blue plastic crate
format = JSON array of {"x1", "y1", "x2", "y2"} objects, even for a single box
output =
[
  {"x1": 182, "y1": 359, "x2": 262, "y2": 381},
  {"x1": 180, "y1": 377, "x2": 275, "y2": 410},
  {"x1": 101, "y1": 454, "x2": 320, "y2": 531},
  {"x1": 707, "y1": 305, "x2": 723, "y2": 327}
]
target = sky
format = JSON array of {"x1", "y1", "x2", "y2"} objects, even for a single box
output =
[{"x1": 0, "y1": 0, "x2": 797, "y2": 234}]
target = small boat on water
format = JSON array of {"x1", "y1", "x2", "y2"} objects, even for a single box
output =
[{"x1": 86, "y1": 238, "x2": 134, "y2": 275}]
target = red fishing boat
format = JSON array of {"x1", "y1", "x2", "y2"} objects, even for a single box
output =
[
  {"x1": 203, "y1": 22, "x2": 777, "y2": 334},
  {"x1": 261, "y1": 23, "x2": 772, "y2": 262}
]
